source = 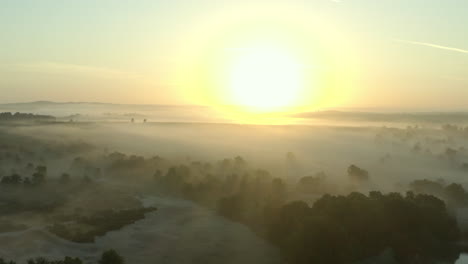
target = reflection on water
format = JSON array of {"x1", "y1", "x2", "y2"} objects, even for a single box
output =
[{"x1": 0, "y1": 196, "x2": 280, "y2": 264}]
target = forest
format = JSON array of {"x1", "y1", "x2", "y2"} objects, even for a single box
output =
[{"x1": 1, "y1": 112, "x2": 468, "y2": 263}]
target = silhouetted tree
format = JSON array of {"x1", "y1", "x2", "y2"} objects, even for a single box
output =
[
  {"x1": 98, "y1": 249, "x2": 124, "y2": 264},
  {"x1": 267, "y1": 192, "x2": 459, "y2": 264},
  {"x1": 23, "y1": 177, "x2": 32, "y2": 187},
  {"x1": 59, "y1": 173, "x2": 71, "y2": 184},
  {"x1": 445, "y1": 183, "x2": 467, "y2": 206},
  {"x1": 1, "y1": 173, "x2": 22, "y2": 185},
  {"x1": 26, "y1": 256, "x2": 82, "y2": 264},
  {"x1": 347, "y1": 165, "x2": 369, "y2": 183},
  {"x1": 0, "y1": 258, "x2": 16, "y2": 264},
  {"x1": 32, "y1": 165, "x2": 47, "y2": 185},
  {"x1": 81, "y1": 175, "x2": 92, "y2": 184},
  {"x1": 297, "y1": 172, "x2": 326, "y2": 193}
]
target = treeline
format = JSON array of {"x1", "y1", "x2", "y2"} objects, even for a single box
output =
[
  {"x1": 0, "y1": 166, "x2": 92, "y2": 189},
  {"x1": 267, "y1": 192, "x2": 459, "y2": 264},
  {"x1": 154, "y1": 157, "x2": 286, "y2": 205},
  {"x1": 1, "y1": 165, "x2": 48, "y2": 187},
  {"x1": 0, "y1": 249, "x2": 124, "y2": 264},
  {"x1": 215, "y1": 177, "x2": 461, "y2": 263},
  {"x1": 374, "y1": 125, "x2": 468, "y2": 172},
  {"x1": 0, "y1": 160, "x2": 155, "y2": 242},
  {"x1": 0, "y1": 129, "x2": 463, "y2": 263},
  {"x1": 48, "y1": 207, "x2": 157, "y2": 243},
  {"x1": 410, "y1": 179, "x2": 468, "y2": 207},
  {"x1": 0, "y1": 165, "x2": 92, "y2": 216},
  {"x1": 152, "y1": 161, "x2": 461, "y2": 263},
  {"x1": 0, "y1": 112, "x2": 55, "y2": 122}
]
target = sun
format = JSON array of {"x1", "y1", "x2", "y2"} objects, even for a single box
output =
[{"x1": 226, "y1": 44, "x2": 305, "y2": 111}]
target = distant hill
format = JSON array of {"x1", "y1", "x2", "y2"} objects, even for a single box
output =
[
  {"x1": 294, "y1": 110, "x2": 468, "y2": 124},
  {"x1": 0, "y1": 101, "x2": 206, "y2": 109}
]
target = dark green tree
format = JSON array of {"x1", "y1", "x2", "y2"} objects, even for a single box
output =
[
  {"x1": 0, "y1": 258, "x2": 16, "y2": 264},
  {"x1": 347, "y1": 164, "x2": 369, "y2": 182},
  {"x1": 59, "y1": 173, "x2": 71, "y2": 184},
  {"x1": 98, "y1": 249, "x2": 125, "y2": 264}
]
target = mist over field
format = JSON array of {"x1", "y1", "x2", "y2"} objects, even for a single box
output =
[
  {"x1": 1, "y1": 102, "x2": 468, "y2": 264},
  {"x1": 3, "y1": 101, "x2": 468, "y2": 127},
  {"x1": 2, "y1": 0, "x2": 468, "y2": 262}
]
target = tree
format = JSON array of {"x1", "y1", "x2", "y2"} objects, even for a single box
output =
[
  {"x1": 23, "y1": 177, "x2": 32, "y2": 187},
  {"x1": 270, "y1": 178, "x2": 287, "y2": 204},
  {"x1": 217, "y1": 194, "x2": 245, "y2": 221},
  {"x1": 26, "y1": 256, "x2": 82, "y2": 264},
  {"x1": 297, "y1": 172, "x2": 326, "y2": 193},
  {"x1": 410, "y1": 179, "x2": 444, "y2": 196},
  {"x1": 446, "y1": 147, "x2": 458, "y2": 160},
  {"x1": 234, "y1": 156, "x2": 247, "y2": 169},
  {"x1": 36, "y1": 165, "x2": 47, "y2": 175},
  {"x1": 1, "y1": 174, "x2": 22, "y2": 185},
  {"x1": 0, "y1": 258, "x2": 16, "y2": 264},
  {"x1": 98, "y1": 249, "x2": 125, "y2": 264},
  {"x1": 32, "y1": 172, "x2": 45, "y2": 185},
  {"x1": 266, "y1": 192, "x2": 459, "y2": 264},
  {"x1": 347, "y1": 165, "x2": 369, "y2": 183},
  {"x1": 62, "y1": 257, "x2": 83, "y2": 264},
  {"x1": 81, "y1": 175, "x2": 92, "y2": 184},
  {"x1": 445, "y1": 183, "x2": 467, "y2": 206},
  {"x1": 59, "y1": 173, "x2": 71, "y2": 184},
  {"x1": 32, "y1": 165, "x2": 47, "y2": 185}
]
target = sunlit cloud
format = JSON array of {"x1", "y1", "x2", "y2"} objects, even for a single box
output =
[{"x1": 394, "y1": 39, "x2": 468, "y2": 54}]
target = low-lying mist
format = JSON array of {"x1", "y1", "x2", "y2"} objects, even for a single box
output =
[
  {"x1": 10, "y1": 121, "x2": 468, "y2": 192},
  {"x1": 2, "y1": 104, "x2": 468, "y2": 264}
]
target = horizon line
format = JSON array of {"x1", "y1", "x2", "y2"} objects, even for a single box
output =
[{"x1": 1, "y1": 100, "x2": 468, "y2": 114}]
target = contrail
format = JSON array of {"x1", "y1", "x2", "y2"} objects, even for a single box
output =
[{"x1": 394, "y1": 39, "x2": 468, "y2": 54}]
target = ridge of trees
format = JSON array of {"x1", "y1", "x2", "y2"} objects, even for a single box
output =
[
  {"x1": 152, "y1": 160, "x2": 462, "y2": 263},
  {"x1": 0, "y1": 249, "x2": 124, "y2": 264}
]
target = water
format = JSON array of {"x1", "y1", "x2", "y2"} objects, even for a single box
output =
[
  {"x1": 457, "y1": 254, "x2": 468, "y2": 264},
  {"x1": 0, "y1": 196, "x2": 280, "y2": 264}
]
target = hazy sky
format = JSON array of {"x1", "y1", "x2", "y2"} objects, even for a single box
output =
[{"x1": 1, "y1": 0, "x2": 467, "y2": 111}]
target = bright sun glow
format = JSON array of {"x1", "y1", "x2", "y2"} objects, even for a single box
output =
[{"x1": 226, "y1": 44, "x2": 305, "y2": 111}]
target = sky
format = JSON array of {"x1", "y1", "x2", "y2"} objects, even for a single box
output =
[{"x1": 0, "y1": 0, "x2": 467, "y2": 111}]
